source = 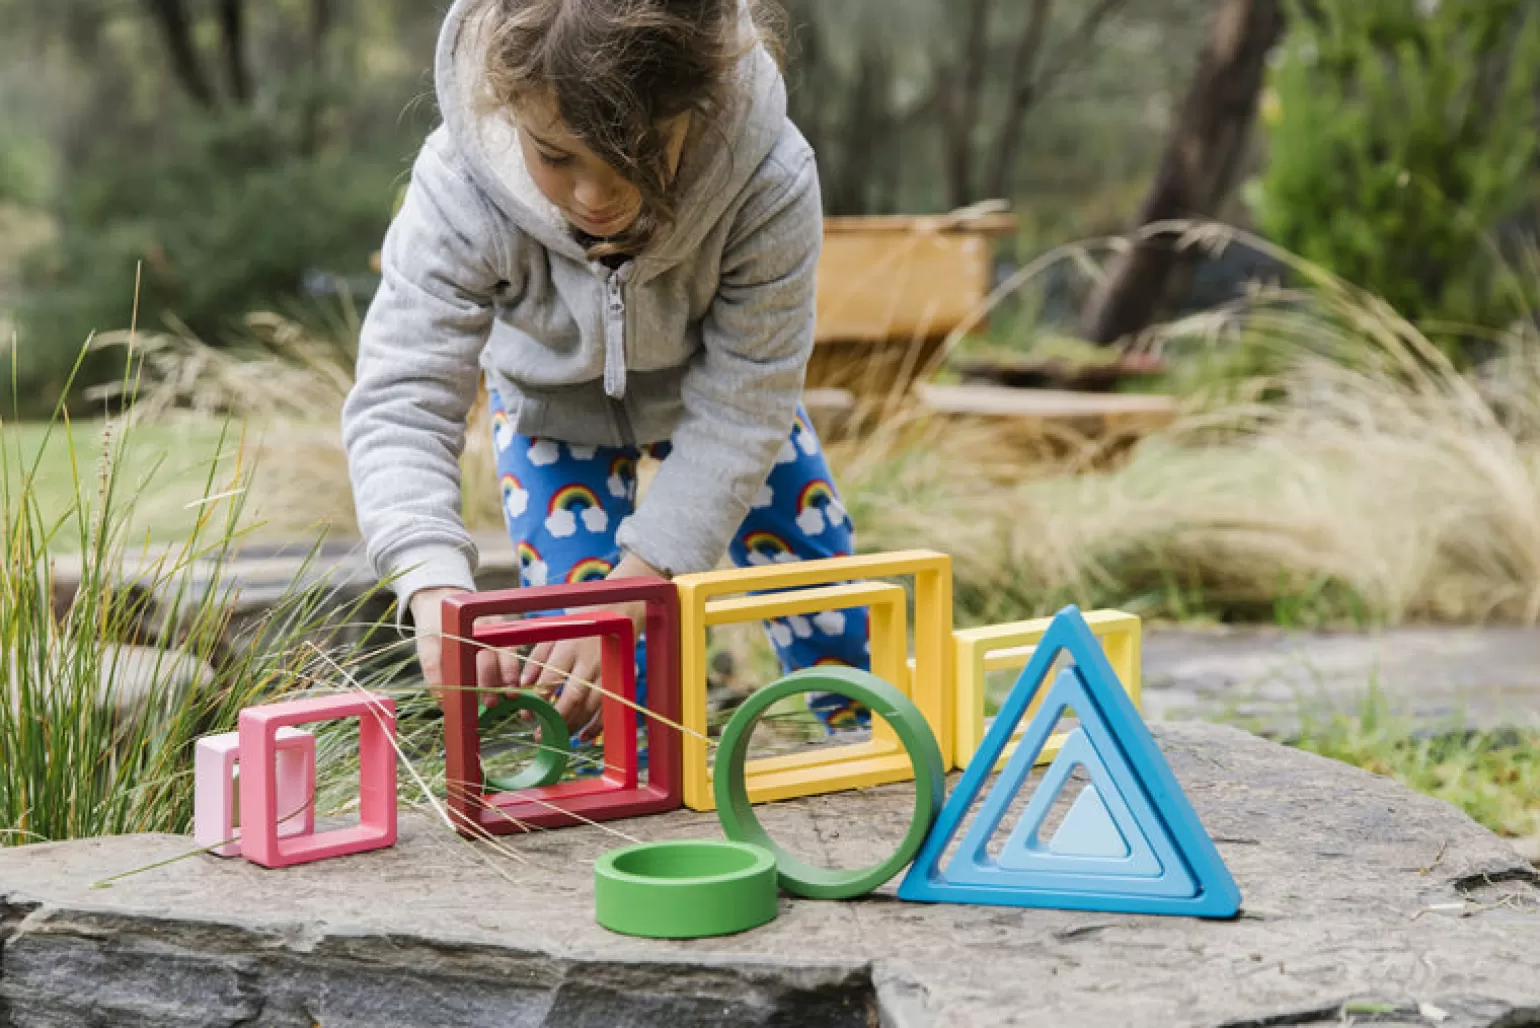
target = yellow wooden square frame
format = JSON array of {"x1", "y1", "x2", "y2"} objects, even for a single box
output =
[
  {"x1": 675, "y1": 550, "x2": 954, "y2": 811},
  {"x1": 953, "y1": 610, "x2": 1141, "y2": 771}
]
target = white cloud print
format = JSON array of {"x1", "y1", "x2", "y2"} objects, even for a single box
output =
[
  {"x1": 608, "y1": 473, "x2": 631, "y2": 499},
  {"x1": 545, "y1": 506, "x2": 608, "y2": 537},
  {"x1": 503, "y1": 484, "x2": 528, "y2": 520},
  {"x1": 567, "y1": 444, "x2": 598, "y2": 461},
  {"x1": 747, "y1": 548, "x2": 801, "y2": 566},
  {"x1": 787, "y1": 614, "x2": 814, "y2": 639},
  {"x1": 796, "y1": 506, "x2": 827, "y2": 536},
  {"x1": 752, "y1": 483, "x2": 774, "y2": 509},
  {"x1": 528, "y1": 439, "x2": 561, "y2": 467},
  {"x1": 813, "y1": 610, "x2": 846, "y2": 636},
  {"x1": 494, "y1": 420, "x2": 516, "y2": 452},
  {"x1": 524, "y1": 560, "x2": 549, "y2": 587},
  {"x1": 796, "y1": 426, "x2": 819, "y2": 456},
  {"x1": 775, "y1": 438, "x2": 798, "y2": 465},
  {"x1": 545, "y1": 509, "x2": 577, "y2": 538},
  {"x1": 769, "y1": 620, "x2": 794, "y2": 648}
]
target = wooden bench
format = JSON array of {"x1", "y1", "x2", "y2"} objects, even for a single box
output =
[
  {"x1": 807, "y1": 212, "x2": 1018, "y2": 403},
  {"x1": 916, "y1": 382, "x2": 1180, "y2": 461}
]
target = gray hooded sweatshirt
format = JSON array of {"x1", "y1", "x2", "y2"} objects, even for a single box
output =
[{"x1": 341, "y1": 0, "x2": 821, "y2": 607}]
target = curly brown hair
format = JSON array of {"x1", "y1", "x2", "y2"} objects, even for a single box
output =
[{"x1": 479, "y1": 0, "x2": 783, "y2": 257}]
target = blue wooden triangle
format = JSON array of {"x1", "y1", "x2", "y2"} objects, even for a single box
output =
[
  {"x1": 992, "y1": 726, "x2": 1164, "y2": 877},
  {"x1": 896, "y1": 606, "x2": 1241, "y2": 918},
  {"x1": 947, "y1": 673, "x2": 1194, "y2": 896}
]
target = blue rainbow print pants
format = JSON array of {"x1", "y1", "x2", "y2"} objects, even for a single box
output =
[{"x1": 489, "y1": 390, "x2": 873, "y2": 732}]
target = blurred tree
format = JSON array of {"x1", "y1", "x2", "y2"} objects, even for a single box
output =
[
  {"x1": 215, "y1": 0, "x2": 253, "y2": 105},
  {"x1": 142, "y1": 0, "x2": 217, "y2": 108},
  {"x1": 1080, "y1": 0, "x2": 1285, "y2": 344},
  {"x1": 1252, "y1": 0, "x2": 1540, "y2": 355},
  {"x1": 780, "y1": 0, "x2": 1171, "y2": 215},
  {"x1": 936, "y1": 0, "x2": 1129, "y2": 208}
]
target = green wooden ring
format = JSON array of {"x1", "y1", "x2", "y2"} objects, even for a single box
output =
[
  {"x1": 713, "y1": 666, "x2": 946, "y2": 900},
  {"x1": 478, "y1": 692, "x2": 570, "y2": 793},
  {"x1": 594, "y1": 840, "x2": 779, "y2": 939}
]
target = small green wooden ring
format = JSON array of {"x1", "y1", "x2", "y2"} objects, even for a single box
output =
[
  {"x1": 478, "y1": 692, "x2": 570, "y2": 793},
  {"x1": 713, "y1": 666, "x2": 946, "y2": 900},
  {"x1": 594, "y1": 840, "x2": 779, "y2": 939}
]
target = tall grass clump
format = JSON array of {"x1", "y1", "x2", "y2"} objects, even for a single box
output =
[
  {"x1": 1, "y1": 347, "x2": 403, "y2": 846},
  {"x1": 87, "y1": 314, "x2": 506, "y2": 537},
  {"x1": 835, "y1": 225, "x2": 1540, "y2": 628}
]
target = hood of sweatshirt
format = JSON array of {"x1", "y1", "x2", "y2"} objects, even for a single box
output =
[{"x1": 434, "y1": 0, "x2": 789, "y2": 282}]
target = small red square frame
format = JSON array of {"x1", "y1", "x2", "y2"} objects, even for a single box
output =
[{"x1": 440, "y1": 580, "x2": 681, "y2": 836}]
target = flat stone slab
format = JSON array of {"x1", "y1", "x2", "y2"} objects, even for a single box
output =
[
  {"x1": 1142, "y1": 625, "x2": 1540, "y2": 733},
  {"x1": 3, "y1": 723, "x2": 1539, "y2": 1027}
]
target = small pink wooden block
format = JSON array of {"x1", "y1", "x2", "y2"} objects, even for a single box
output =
[
  {"x1": 237, "y1": 693, "x2": 398, "y2": 869},
  {"x1": 194, "y1": 727, "x2": 316, "y2": 857}
]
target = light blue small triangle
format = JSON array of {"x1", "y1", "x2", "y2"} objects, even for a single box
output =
[
  {"x1": 997, "y1": 729, "x2": 1154, "y2": 871},
  {"x1": 1050, "y1": 785, "x2": 1127, "y2": 858},
  {"x1": 896, "y1": 605, "x2": 1242, "y2": 918}
]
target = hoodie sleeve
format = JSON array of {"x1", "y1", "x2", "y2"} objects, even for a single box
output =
[
  {"x1": 616, "y1": 150, "x2": 822, "y2": 575},
  {"x1": 341, "y1": 128, "x2": 509, "y2": 611}
]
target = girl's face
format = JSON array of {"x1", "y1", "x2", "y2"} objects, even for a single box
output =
[{"x1": 517, "y1": 96, "x2": 690, "y2": 240}]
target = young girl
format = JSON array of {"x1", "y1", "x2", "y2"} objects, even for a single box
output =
[{"x1": 342, "y1": 0, "x2": 870, "y2": 737}]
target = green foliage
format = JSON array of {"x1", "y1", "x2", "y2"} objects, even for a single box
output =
[
  {"x1": 1, "y1": 352, "x2": 402, "y2": 845},
  {"x1": 13, "y1": 106, "x2": 397, "y2": 415},
  {"x1": 0, "y1": 130, "x2": 53, "y2": 208},
  {"x1": 1254, "y1": 0, "x2": 1540, "y2": 355},
  {"x1": 1290, "y1": 685, "x2": 1540, "y2": 841}
]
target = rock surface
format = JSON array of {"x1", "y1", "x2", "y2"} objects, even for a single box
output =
[{"x1": 3, "y1": 723, "x2": 1539, "y2": 1028}]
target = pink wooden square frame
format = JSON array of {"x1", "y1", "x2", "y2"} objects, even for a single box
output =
[
  {"x1": 237, "y1": 693, "x2": 397, "y2": 868},
  {"x1": 194, "y1": 727, "x2": 315, "y2": 857}
]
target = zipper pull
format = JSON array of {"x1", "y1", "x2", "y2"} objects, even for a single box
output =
[{"x1": 603, "y1": 269, "x2": 628, "y2": 399}]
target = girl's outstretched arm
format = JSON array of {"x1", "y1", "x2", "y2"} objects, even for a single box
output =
[{"x1": 342, "y1": 128, "x2": 512, "y2": 620}]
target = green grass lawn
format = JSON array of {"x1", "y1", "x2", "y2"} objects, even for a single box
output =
[
  {"x1": 1290, "y1": 689, "x2": 1540, "y2": 844},
  {"x1": 6, "y1": 418, "x2": 242, "y2": 545},
  {"x1": 3, "y1": 417, "x2": 346, "y2": 549}
]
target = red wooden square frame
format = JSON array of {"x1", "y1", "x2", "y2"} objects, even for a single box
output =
[
  {"x1": 452, "y1": 611, "x2": 637, "y2": 832},
  {"x1": 440, "y1": 580, "x2": 681, "y2": 836}
]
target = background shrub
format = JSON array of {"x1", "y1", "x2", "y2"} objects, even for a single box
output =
[{"x1": 1253, "y1": 0, "x2": 1540, "y2": 359}]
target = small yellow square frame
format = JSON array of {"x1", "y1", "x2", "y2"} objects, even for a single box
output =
[
  {"x1": 953, "y1": 609, "x2": 1141, "y2": 771},
  {"x1": 675, "y1": 550, "x2": 954, "y2": 811}
]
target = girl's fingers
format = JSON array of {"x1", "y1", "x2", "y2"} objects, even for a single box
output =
[
  {"x1": 496, "y1": 648, "x2": 522, "y2": 692},
  {"x1": 474, "y1": 648, "x2": 499, "y2": 707},
  {"x1": 416, "y1": 635, "x2": 444, "y2": 705},
  {"x1": 556, "y1": 654, "x2": 604, "y2": 732},
  {"x1": 578, "y1": 655, "x2": 605, "y2": 726},
  {"x1": 552, "y1": 679, "x2": 585, "y2": 729},
  {"x1": 522, "y1": 641, "x2": 556, "y2": 689},
  {"x1": 534, "y1": 643, "x2": 576, "y2": 701}
]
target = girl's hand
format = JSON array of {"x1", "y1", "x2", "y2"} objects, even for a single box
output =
[
  {"x1": 525, "y1": 551, "x2": 667, "y2": 739},
  {"x1": 522, "y1": 635, "x2": 607, "y2": 739},
  {"x1": 409, "y1": 586, "x2": 521, "y2": 707}
]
